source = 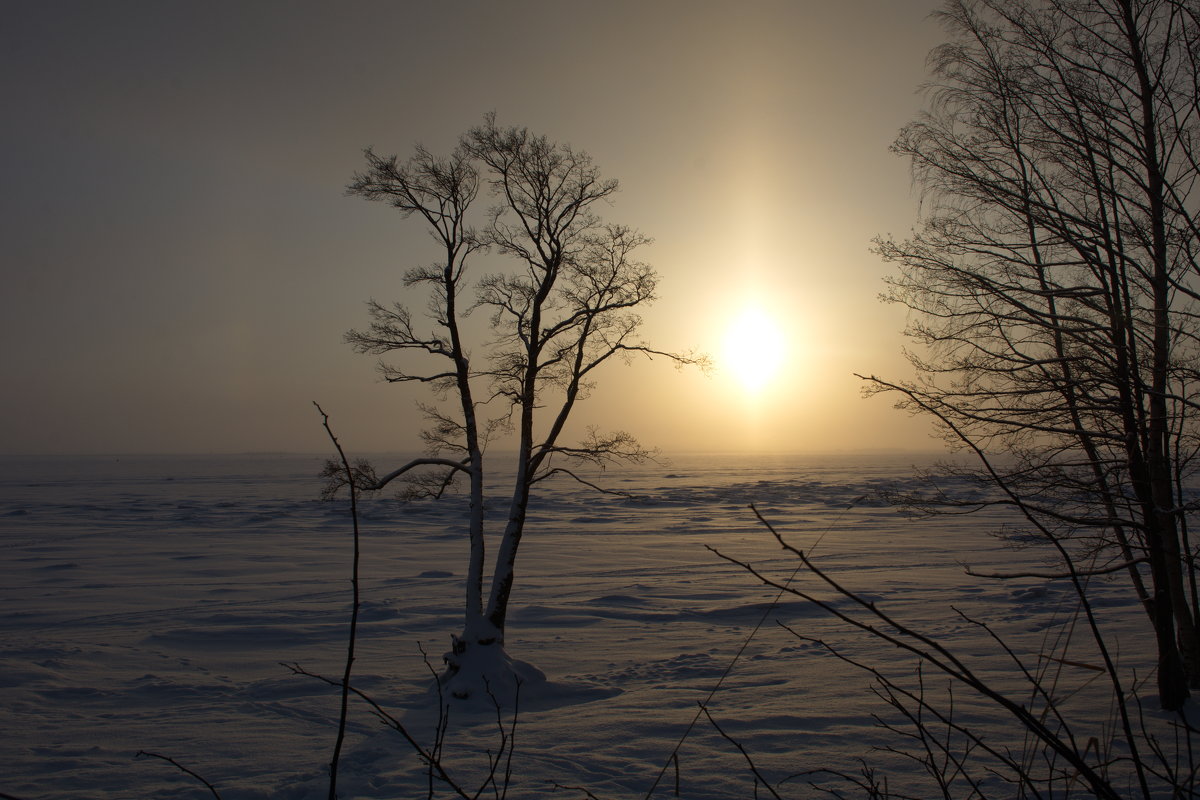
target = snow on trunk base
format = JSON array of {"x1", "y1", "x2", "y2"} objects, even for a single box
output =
[{"x1": 440, "y1": 637, "x2": 620, "y2": 712}]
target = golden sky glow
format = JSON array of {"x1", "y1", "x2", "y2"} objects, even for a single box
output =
[{"x1": 0, "y1": 1, "x2": 945, "y2": 455}]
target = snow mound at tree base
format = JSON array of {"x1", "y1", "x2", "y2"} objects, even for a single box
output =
[{"x1": 438, "y1": 640, "x2": 620, "y2": 713}]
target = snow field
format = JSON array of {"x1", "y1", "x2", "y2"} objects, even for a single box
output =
[{"x1": 0, "y1": 454, "x2": 1157, "y2": 798}]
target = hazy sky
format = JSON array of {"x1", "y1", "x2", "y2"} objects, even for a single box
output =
[{"x1": 2, "y1": 1, "x2": 947, "y2": 456}]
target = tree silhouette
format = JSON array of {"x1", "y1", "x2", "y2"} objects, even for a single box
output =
[
  {"x1": 341, "y1": 114, "x2": 698, "y2": 698},
  {"x1": 865, "y1": 0, "x2": 1200, "y2": 710}
]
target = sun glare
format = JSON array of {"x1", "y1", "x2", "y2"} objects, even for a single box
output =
[{"x1": 721, "y1": 306, "x2": 786, "y2": 394}]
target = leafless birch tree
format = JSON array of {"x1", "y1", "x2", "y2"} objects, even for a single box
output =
[
  {"x1": 340, "y1": 115, "x2": 696, "y2": 698},
  {"x1": 864, "y1": 0, "x2": 1200, "y2": 710}
]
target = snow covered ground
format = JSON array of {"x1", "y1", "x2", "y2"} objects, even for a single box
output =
[{"x1": 0, "y1": 453, "x2": 1163, "y2": 798}]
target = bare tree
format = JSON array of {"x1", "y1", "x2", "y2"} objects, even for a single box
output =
[
  {"x1": 342, "y1": 114, "x2": 697, "y2": 698},
  {"x1": 864, "y1": 0, "x2": 1200, "y2": 710}
]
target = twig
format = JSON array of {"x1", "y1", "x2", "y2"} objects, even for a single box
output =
[
  {"x1": 369, "y1": 456, "x2": 471, "y2": 491},
  {"x1": 698, "y1": 704, "x2": 784, "y2": 800},
  {"x1": 726, "y1": 507, "x2": 1125, "y2": 800},
  {"x1": 313, "y1": 401, "x2": 362, "y2": 800},
  {"x1": 530, "y1": 466, "x2": 636, "y2": 497},
  {"x1": 642, "y1": 496, "x2": 866, "y2": 798},
  {"x1": 964, "y1": 557, "x2": 1148, "y2": 581},
  {"x1": 281, "y1": 661, "x2": 485, "y2": 800},
  {"x1": 418, "y1": 640, "x2": 451, "y2": 799},
  {"x1": 498, "y1": 679, "x2": 520, "y2": 799},
  {"x1": 136, "y1": 751, "x2": 223, "y2": 800}
]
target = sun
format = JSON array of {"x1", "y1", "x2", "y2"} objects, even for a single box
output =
[{"x1": 721, "y1": 306, "x2": 786, "y2": 394}]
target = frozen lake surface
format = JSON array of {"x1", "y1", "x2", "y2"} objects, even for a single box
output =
[{"x1": 0, "y1": 452, "x2": 1165, "y2": 798}]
